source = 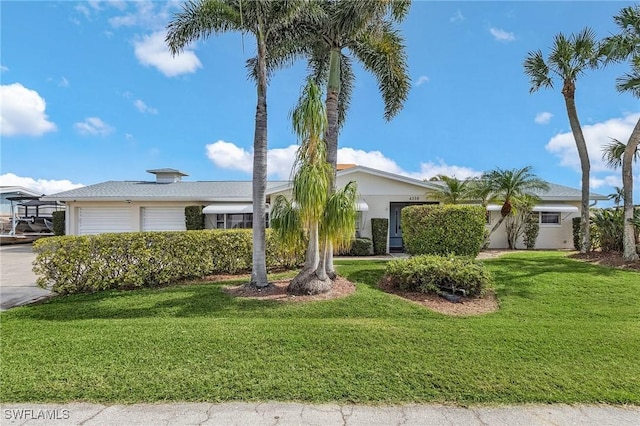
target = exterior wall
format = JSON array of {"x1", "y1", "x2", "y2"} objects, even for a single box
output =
[
  {"x1": 338, "y1": 171, "x2": 438, "y2": 251},
  {"x1": 66, "y1": 201, "x2": 197, "y2": 235},
  {"x1": 486, "y1": 202, "x2": 580, "y2": 250}
]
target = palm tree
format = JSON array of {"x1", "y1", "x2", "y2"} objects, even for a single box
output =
[
  {"x1": 166, "y1": 0, "x2": 308, "y2": 288},
  {"x1": 602, "y1": 5, "x2": 640, "y2": 261},
  {"x1": 271, "y1": 79, "x2": 356, "y2": 295},
  {"x1": 607, "y1": 186, "x2": 625, "y2": 209},
  {"x1": 524, "y1": 28, "x2": 601, "y2": 253},
  {"x1": 430, "y1": 175, "x2": 472, "y2": 204},
  {"x1": 484, "y1": 166, "x2": 549, "y2": 237},
  {"x1": 287, "y1": 0, "x2": 411, "y2": 277},
  {"x1": 466, "y1": 178, "x2": 497, "y2": 207}
]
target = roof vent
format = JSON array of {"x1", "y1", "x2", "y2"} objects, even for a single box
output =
[{"x1": 146, "y1": 168, "x2": 188, "y2": 184}]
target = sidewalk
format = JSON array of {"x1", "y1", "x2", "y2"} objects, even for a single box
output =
[{"x1": 1, "y1": 402, "x2": 638, "y2": 425}]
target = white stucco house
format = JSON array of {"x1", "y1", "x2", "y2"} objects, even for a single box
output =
[{"x1": 45, "y1": 166, "x2": 607, "y2": 251}]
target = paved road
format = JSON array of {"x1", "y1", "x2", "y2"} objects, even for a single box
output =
[
  {"x1": 0, "y1": 244, "x2": 52, "y2": 311},
  {"x1": 0, "y1": 402, "x2": 638, "y2": 425}
]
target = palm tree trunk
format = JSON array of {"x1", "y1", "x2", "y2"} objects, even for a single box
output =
[
  {"x1": 563, "y1": 83, "x2": 591, "y2": 254},
  {"x1": 622, "y1": 118, "x2": 640, "y2": 261},
  {"x1": 249, "y1": 27, "x2": 269, "y2": 288},
  {"x1": 323, "y1": 48, "x2": 341, "y2": 278}
]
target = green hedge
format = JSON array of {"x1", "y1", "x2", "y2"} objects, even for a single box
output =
[
  {"x1": 33, "y1": 229, "x2": 303, "y2": 295},
  {"x1": 336, "y1": 237, "x2": 372, "y2": 256},
  {"x1": 401, "y1": 205, "x2": 485, "y2": 257},
  {"x1": 371, "y1": 218, "x2": 389, "y2": 255},
  {"x1": 572, "y1": 217, "x2": 581, "y2": 251},
  {"x1": 384, "y1": 254, "x2": 493, "y2": 297},
  {"x1": 185, "y1": 205, "x2": 205, "y2": 230},
  {"x1": 52, "y1": 211, "x2": 65, "y2": 236}
]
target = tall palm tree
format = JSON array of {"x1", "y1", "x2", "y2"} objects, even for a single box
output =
[
  {"x1": 284, "y1": 0, "x2": 411, "y2": 277},
  {"x1": 602, "y1": 5, "x2": 640, "y2": 261},
  {"x1": 271, "y1": 79, "x2": 356, "y2": 295},
  {"x1": 484, "y1": 166, "x2": 549, "y2": 237},
  {"x1": 524, "y1": 28, "x2": 601, "y2": 253},
  {"x1": 607, "y1": 186, "x2": 625, "y2": 209},
  {"x1": 430, "y1": 175, "x2": 472, "y2": 204},
  {"x1": 166, "y1": 0, "x2": 307, "y2": 288}
]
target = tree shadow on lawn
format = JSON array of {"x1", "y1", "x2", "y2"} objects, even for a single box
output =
[{"x1": 7, "y1": 282, "x2": 285, "y2": 322}]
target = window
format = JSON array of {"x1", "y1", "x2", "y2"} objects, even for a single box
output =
[
  {"x1": 210, "y1": 213, "x2": 269, "y2": 229},
  {"x1": 355, "y1": 211, "x2": 363, "y2": 231},
  {"x1": 226, "y1": 213, "x2": 252, "y2": 229},
  {"x1": 540, "y1": 211, "x2": 560, "y2": 225}
]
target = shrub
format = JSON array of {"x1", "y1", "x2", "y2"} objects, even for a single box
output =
[
  {"x1": 337, "y1": 237, "x2": 372, "y2": 256},
  {"x1": 371, "y1": 218, "x2": 389, "y2": 255},
  {"x1": 52, "y1": 211, "x2": 65, "y2": 236},
  {"x1": 523, "y1": 213, "x2": 539, "y2": 250},
  {"x1": 591, "y1": 209, "x2": 624, "y2": 253},
  {"x1": 185, "y1": 205, "x2": 204, "y2": 230},
  {"x1": 33, "y1": 229, "x2": 303, "y2": 295},
  {"x1": 572, "y1": 217, "x2": 581, "y2": 251},
  {"x1": 402, "y1": 205, "x2": 485, "y2": 258},
  {"x1": 384, "y1": 254, "x2": 492, "y2": 297}
]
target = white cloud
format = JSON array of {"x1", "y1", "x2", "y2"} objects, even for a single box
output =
[
  {"x1": 134, "y1": 31, "x2": 202, "y2": 77},
  {"x1": 58, "y1": 77, "x2": 69, "y2": 88},
  {"x1": 545, "y1": 113, "x2": 640, "y2": 173},
  {"x1": 450, "y1": 9, "x2": 465, "y2": 23},
  {"x1": 590, "y1": 175, "x2": 622, "y2": 189},
  {"x1": 0, "y1": 83, "x2": 57, "y2": 137},
  {"x1": 415, "y1": 75, "x2": 430, "y2": 87},
  {"x1": 74, "y1": 117, "x2": 114, "y2": 136},
  {"x1": 0, "y1": 65, "x2": 8, "y2": 72},
  {"x1": 489, "y1": 27, "x2": 516, "y2": 42},
  {"x1": 133, "y1": 99, "x2": 158, "y2": 114},
  {"x1": 0, "y1": 173, "x2": 84, "y2": 195},
  {"x1": 409, "y1": 160, "x2": 483, "y2": 181},
  {"x1": 109, "y1": 1, "x2": 177, "y2": 30},
  {"x1": 534, "y1": 111, "x2": 553, "y2": 125},
  {"x1": 205, "y1": 141, "x2": 482, "y2": 181},
  {"x1": 206, "y1": 141, "x2": 254, "y2": 174}
]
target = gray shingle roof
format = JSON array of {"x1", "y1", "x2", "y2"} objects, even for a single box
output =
[{"x1": 45, "y1": 181, "x2": 288, "y2": 201}]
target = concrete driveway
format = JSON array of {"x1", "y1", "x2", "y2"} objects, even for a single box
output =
[{"x1": 0, "y1": 244, "x2": 53, "y2": 310}]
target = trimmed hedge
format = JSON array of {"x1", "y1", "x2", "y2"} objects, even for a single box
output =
[
  {"x1": 572, "y1": 217, "x2": 581, "y2": 251},
  {"x1": 371, "y1": 218, "x2": 389, "y2": 255},
  {"x1": 401, "y1": 205, "x2": 486, "y2": 257},
  {"x1": 52, "y1": 211, "x2": 65, "y2": 236},
  {"x1": 384, "y1": 254, "x2": 492, "y2": 297},
  {"x1": 185, "y1": 205, "x2": 205, "y2": 230},
  {"x1": 33, "y1": 229, "x2": 303, "y2": 295},
  {"x1": 336, "y1": 237, "x2": 372, "y2": 256}
]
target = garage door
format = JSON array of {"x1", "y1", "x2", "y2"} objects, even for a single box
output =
[
  {"x1": 78, "y1": 207, "x2": 132, "y2": 235},
  {"x1": 142, "y1": 207, "x2": 186, "y2": 232}
]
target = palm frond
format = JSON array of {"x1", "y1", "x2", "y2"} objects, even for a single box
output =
[
  {"x1": 321, "y1": 181, "x2": 358, "y2": 252},
  {"x1": 523, "y1": 50, "x2": 553, "y2": 93}
]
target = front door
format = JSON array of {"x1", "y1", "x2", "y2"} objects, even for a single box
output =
[{"x1": 388, "y1": 202, "x2": 437, "y2": 252}]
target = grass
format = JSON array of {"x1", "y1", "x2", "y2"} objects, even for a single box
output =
[{"x1": 1, "y1": 251, "x2": 639, "y2": 405}]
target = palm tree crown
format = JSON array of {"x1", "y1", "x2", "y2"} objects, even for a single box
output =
[
  {"x1": 430, "y1": 175, "x2": 472, "y2": 205},
  {"x1": 484, "y1": 167, "x2": 549, "y2": 218}
]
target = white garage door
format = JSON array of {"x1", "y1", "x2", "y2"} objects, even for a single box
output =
[
  {"x1": 78, "y1": 207, "x2": 132, "y2": 235},
  {"x1": 142, "y1": 207, "x2": 186, "y2": 232}
]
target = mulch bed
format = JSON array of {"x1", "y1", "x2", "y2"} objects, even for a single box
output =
[
  {"x1": 569, "y1": 251, "x2": 640, "y2": 271},
  {"x1": 378, "y1": 276, "x2": 499, "y2": 316},
  {"x1": 222, "y1": 276, "x2": 356, "y2": 302}
]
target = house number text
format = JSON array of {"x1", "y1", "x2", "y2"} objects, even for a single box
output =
[{"x1": 408, "y1": 196, "x2": 420, "y2": 201}]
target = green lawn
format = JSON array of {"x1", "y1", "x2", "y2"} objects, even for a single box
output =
[{"x1": 1, "y1": 251, "x2": 639, "y2": 404}]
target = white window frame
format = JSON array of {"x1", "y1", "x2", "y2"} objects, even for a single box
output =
[{"x1": 535, "y1": 211, "x2": 561, "y2": 227}]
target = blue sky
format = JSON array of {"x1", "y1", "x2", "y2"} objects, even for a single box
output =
[{"x1": 1, "y1": 1, "x2": 638, "y2": 204}]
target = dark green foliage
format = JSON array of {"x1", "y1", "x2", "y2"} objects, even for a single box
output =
[
  {"x1": 572, "y1": 217, "x2": 581, "y2": 250},
  {"x1": 338, "y1": 237, "x2": 372, "y2": 256},
  {"x1": 51, "y1": 211, "x2": 65, "y2": 236},
  {"x1": 184, "y1": 205, "x2": 204, "y2": 230},
  {"x1": 384, "y1": 254, "x2": 493, "y2": 297},
  {"x1": 371, "y1": 218, "x2": 389, "y2": 255},
  {"x1": 32, "y1": 230, "x2": 303, "y2": 294},
  {"x1": 402, "y1": 205, "x2": 486, "y2": 257},
  {"x1": 591, "y1": 209, "x2": 624, "y2": 252},
  {"x1": 523, "y1": 213, "x2": 540, "y2": 250}
]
